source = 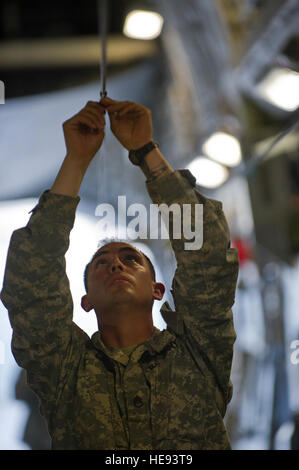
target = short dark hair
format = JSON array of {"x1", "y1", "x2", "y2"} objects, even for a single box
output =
[{"x1": 83, "y1": 238, "x2": 156, "y2": 292}]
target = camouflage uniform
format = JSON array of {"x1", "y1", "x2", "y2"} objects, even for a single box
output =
[{"x1": 1, "y1": 169, "x2": 239, "y2": 450}]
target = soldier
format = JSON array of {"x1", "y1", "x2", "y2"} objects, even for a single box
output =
[{"x1": 1, "y1": 97, "x2": 239, "y2": 450}]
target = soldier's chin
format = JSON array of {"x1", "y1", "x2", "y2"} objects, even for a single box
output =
[{"x1": 104, "y1": 286, "x2": 134, "y2": 300}]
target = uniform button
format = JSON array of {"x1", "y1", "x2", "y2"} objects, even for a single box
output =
[
  {"x1": 133, "y1": 396, "x2": 144, "y2": 408},
  {"x1": 149, "y1": 363, "x2": 157, "y2": 370}
]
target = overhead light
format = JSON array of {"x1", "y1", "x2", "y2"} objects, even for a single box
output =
[
  {"x1": 123, "y1": 10, "x2": 164, "y2": 40},
  {"x1": 256, "y1": 67, "x2": 299, "y2": 112},
  {"x1": 202, "y1": 131, "x2": 242, "y2": 167},
  {"x1": 187, "y1": 157, "x2": 229, "y2": 188}
]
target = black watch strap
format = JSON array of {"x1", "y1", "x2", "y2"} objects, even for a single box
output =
[{"x1": 128, "y1": 141, "x2": 159, "y2": 166}]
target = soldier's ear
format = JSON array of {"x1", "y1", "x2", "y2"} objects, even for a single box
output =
[
  {"x1": 153, "y1": 282, "x2": 165, "y2": 301},
  {"x1": 81, "y1": 295, "x2": 93, "y2": 312}
]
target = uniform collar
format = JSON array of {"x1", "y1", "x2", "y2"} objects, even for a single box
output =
[{"x1": 90, "y1": 326, "x2": 176, "y2": 365}]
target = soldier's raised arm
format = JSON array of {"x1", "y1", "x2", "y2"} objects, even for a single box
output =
[
  {"x1": 0, "y1": 101, "x2": 106, "y2": 421},
  {"x1": 51, "y1": 101, "x2": 106, "y2": 196}
]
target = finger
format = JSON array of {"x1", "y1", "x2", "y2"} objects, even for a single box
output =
[
  {"x1": 100, "y1": 96, "x2": 117, "y2": 106},
  {"x1": 77, "y1": 125, "x2": 103, "y2": 136},
  {"x1": 77, "y1": 122, "x2": 105, "y2": 136},
  {"x1": 104, "y1": 101, "x2": 133, "y2": 113},
  {"x1": 74, "y1": 113, "x2": 100, "y2": 131},
  {"x1": 110, "y1": 103, "x2": 147, "y2": 119},
  {"x1": 109, "y1": 107, "x2": 138, "y2": 122},
  {"x1": 106, "y1": 104, "x2": 129, "y2": 115},
  {"x1": 85, "y1": 101, "x2": 106, "y2": 115},
  {"x1": 82, "y1": 109, "x2": 106, "y2": 127},
  {"x1": 84, "y1": 105, "x2": 106, "y2": 126},
  {"x1": 84, "y1": 109, "x2": 106, "y2": 127},
  {"x1": 117, "y1": 103, "x2": 141, "y2": 117}
]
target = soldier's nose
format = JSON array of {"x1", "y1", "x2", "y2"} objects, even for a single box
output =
[
  {"x1": 111, "y1": 264, "x2": 123, "y2": 272},
  {"x1": 109, "y1": 258, "x2": 124, "y2": 272}
]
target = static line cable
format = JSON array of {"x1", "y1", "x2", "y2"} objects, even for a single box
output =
[
  {"x1": 98, "y1": 0, "x2": 108, "y2": 98},
  {"x1": 244, "y1": 106, "x2": 299, "y2": 177},
  {"x1": 214, "y1": 107, "x2": 299, "y2": 190},
  {"x1": 227, "y1": 106, "x2": 299, "y2": 184}
]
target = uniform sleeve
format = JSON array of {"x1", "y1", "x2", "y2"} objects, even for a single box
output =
[
  {"x1": 146, "y1": 170, "x2": 239, "y2": 413},
  {"x1": 0, "y1": 190, "x2": 88, "y2": 421}
]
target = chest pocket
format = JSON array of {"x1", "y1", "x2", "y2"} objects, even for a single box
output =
[
  {"x1": 149, "y1": 342, "x2": 208, "y2": 448},
  {"x1": 73, "y1": 349, "x2": 117, "y2": 449}
]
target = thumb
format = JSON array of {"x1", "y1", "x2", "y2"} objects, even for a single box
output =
[{"x1": 100, "y1": 96, "x2": 115, "y2": 106}]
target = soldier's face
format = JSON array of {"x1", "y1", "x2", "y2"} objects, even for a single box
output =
[{"x1": 83, "y1": 242, "x2": 160, "y2": 313}]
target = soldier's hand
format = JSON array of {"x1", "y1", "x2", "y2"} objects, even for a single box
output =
[
  {"x1": 100, "y1": 97, "x2": 153, "y2": 150},
  {"x1": 63, "y1": 101, "x2": 106, "y2": 164}
]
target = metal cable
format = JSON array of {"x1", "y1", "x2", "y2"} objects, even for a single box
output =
[
  {"x1": 98, "y1": 0, "x2": 108, "y2": 98},
  {"x1": 97, "y1": 0, "x2": 108, "y2": 207},
  {"x1": 244, "y1": 107, "x2": 299, "y2": 178}
]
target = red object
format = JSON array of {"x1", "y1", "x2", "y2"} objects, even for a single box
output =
[{"x1": 232, "y1": 238, "x2": 253, "y2": 266}]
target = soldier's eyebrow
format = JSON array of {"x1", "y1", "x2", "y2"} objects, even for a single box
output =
[{"x1": 91, "y1": 247, "x2": 143, "y2": 264}]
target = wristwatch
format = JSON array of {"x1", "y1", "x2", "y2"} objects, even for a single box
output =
[{"x1": 128, "y1": 141, "x2": 159, "y2": 166}]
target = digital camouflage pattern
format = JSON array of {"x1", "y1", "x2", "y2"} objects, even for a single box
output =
[{"x1": 1, "y1": 170, "x2": 239, "y2": 450}]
